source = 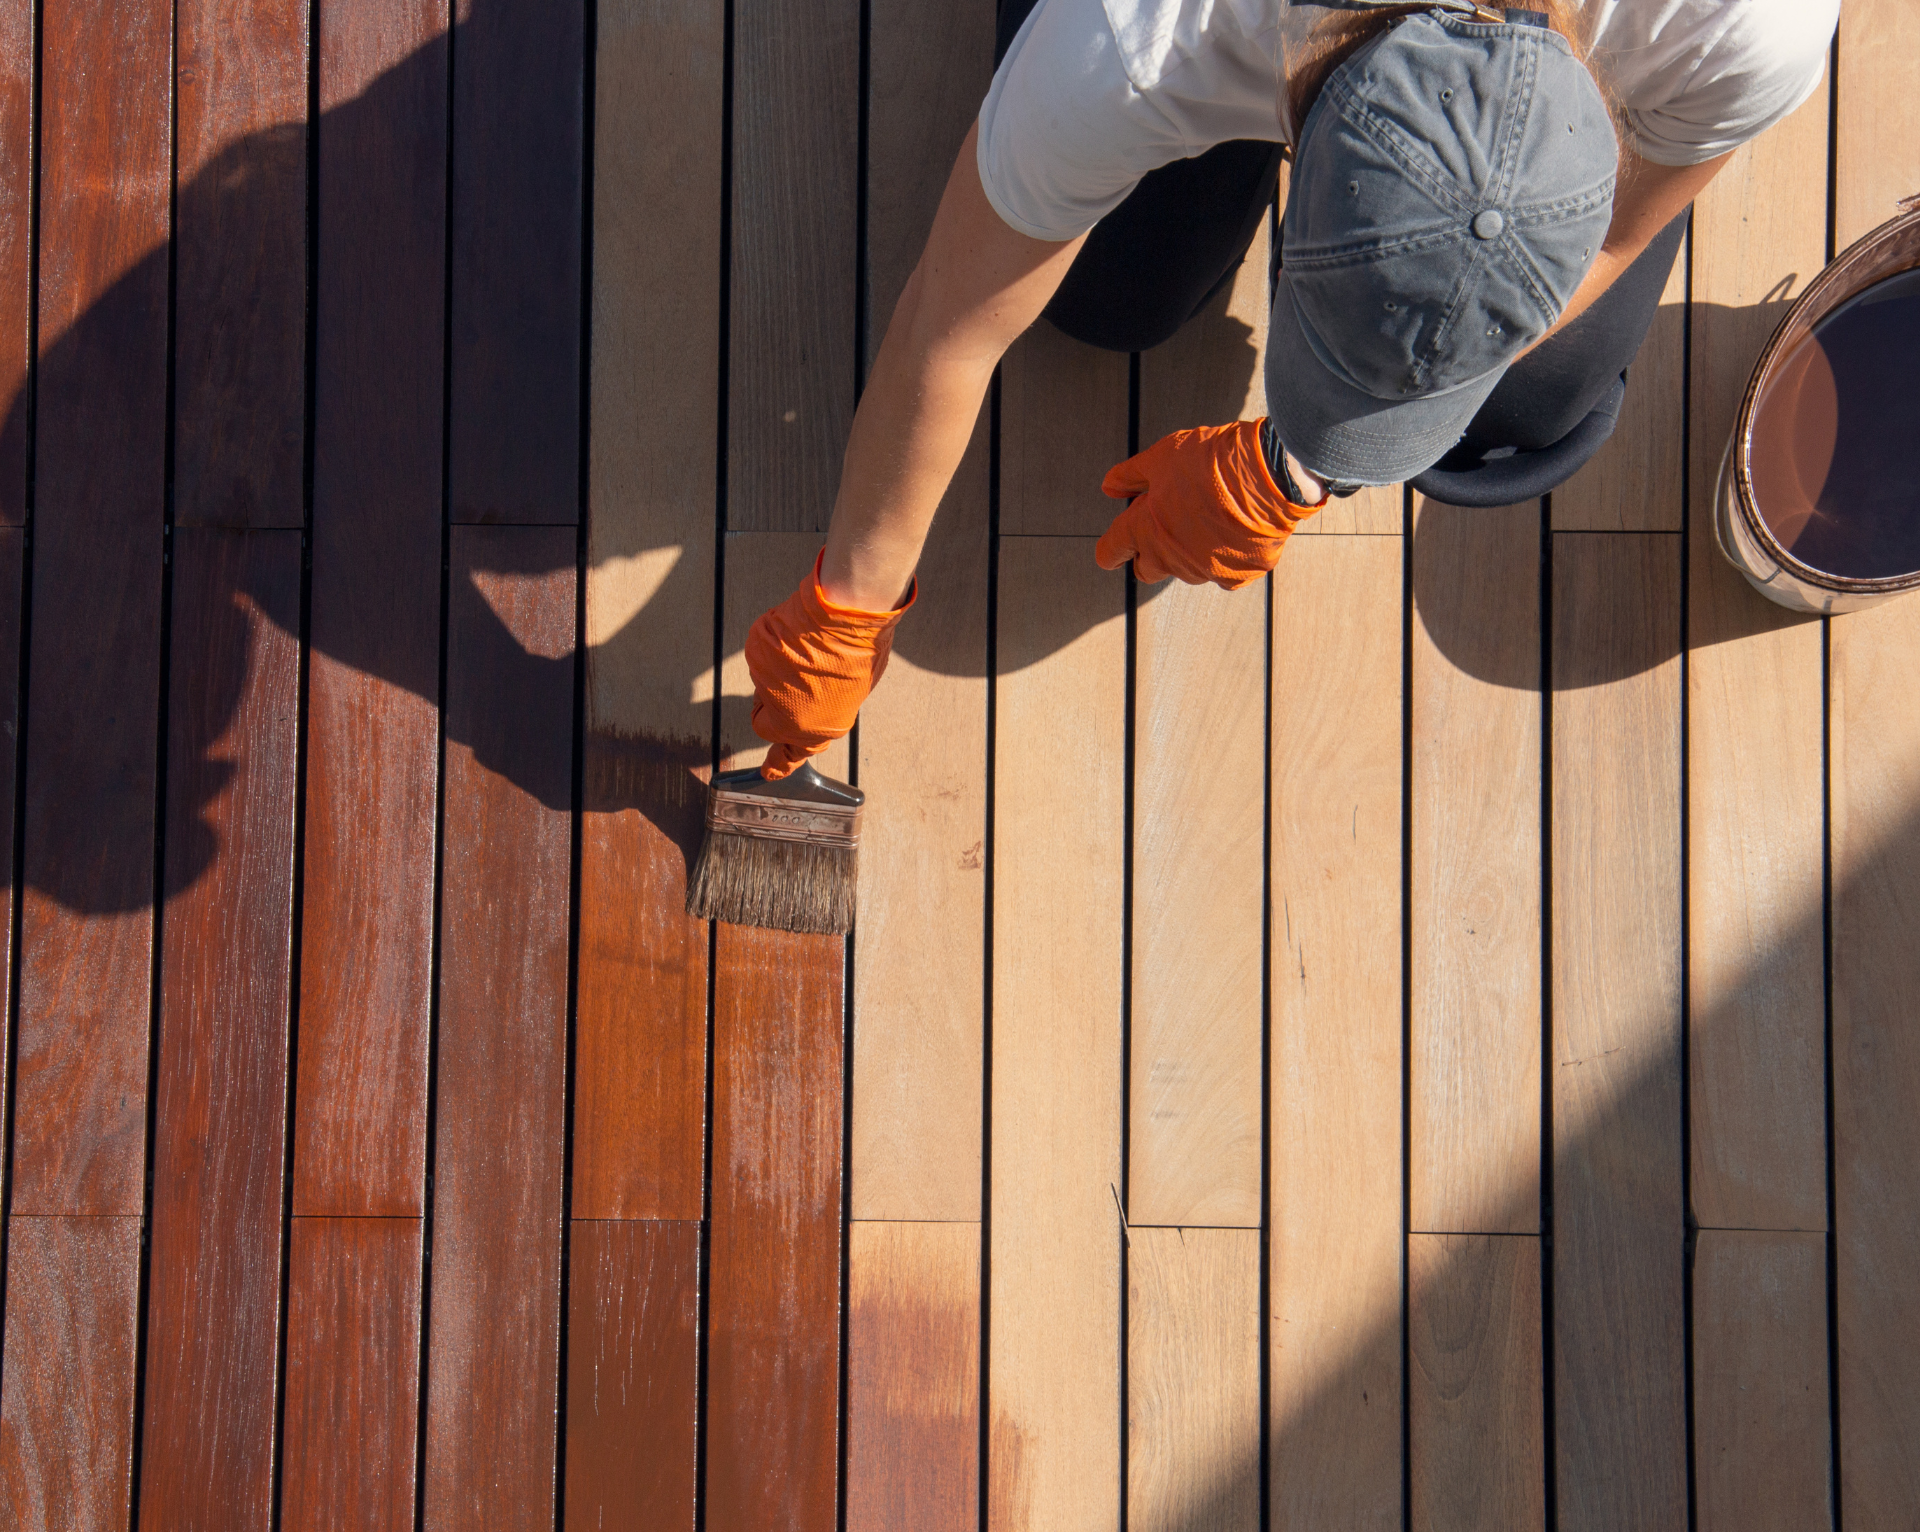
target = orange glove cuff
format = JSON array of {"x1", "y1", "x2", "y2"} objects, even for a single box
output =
[{"x1": 744, "y1": 551, "x2": 917, "y2": 780}]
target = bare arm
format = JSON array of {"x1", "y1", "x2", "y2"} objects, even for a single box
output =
[{"x1": 819, "y1": 123, "x2": 1083, "y2": 609}]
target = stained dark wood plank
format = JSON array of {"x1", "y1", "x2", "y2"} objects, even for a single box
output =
[
  {"x1": 573, "y1": 0, "x2": 723, "y2": 1222},
  {"x1": 562, "y1": 1220, "x2": 700, "y2": 1532},
  {"x1": 846, "y1": 1221, "x2": 980, "y2": 1532},
  {"x1": 294, "y1": 0, "x2": 447, "y2": 1217},
  {"x1": 0, "y1": 530, "x2": 22, "y2": 1183},
  {"x1": 447, "y1": 0, "x2": 582, "y2": 524},
  {"x1": 726, "y1": 0, "x2": 859, "y2": 532},
  {"x1": 138, "y1": 528, "x2": 300, "y2": 1529},
  {"x1": 280, "y1": 1216, "x2": 425, "y2": 1531},
  {"x1": 0, "y1": 1217, "x2": 142, "y2": 1530},
  {"x1": 11, "y1": 0, "x2": 171, "y2": 1217},
  {"x1": 1691, "y1": 1231, "x2": 1831, "y2": 1531},
  {"x1": 422, "y1": 526, "x2": 574, "y2": 1529},
  {"x1": 0, "y1": 0, "x2": 29, "y2": 524},
  {"x1": 1409, "y1": 1233, "x2": 1545, "y2": 1532},
  {"x1": 173, "y1": 0, "x2": 308, "y2": 528},
  {"x1": 1549, "y1": 533, "x2": 1685, "y2": 1532}
]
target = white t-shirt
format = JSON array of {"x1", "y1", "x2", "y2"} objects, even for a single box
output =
[{"x1": 978, "y1": 0, "x2": 1839, "y2": 241}]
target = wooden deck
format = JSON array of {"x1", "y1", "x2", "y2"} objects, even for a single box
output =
[{"x1": 0, "y1": 0, "x2": 1916, "y2": 1526}]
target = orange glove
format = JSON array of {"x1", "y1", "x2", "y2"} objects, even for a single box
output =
[
  {"x1": 1095, "y1": 419, "x2": 1326, "y2": 590},
  {"x1": 744, "y1": 550, "x2": 917, "y2": 780}
]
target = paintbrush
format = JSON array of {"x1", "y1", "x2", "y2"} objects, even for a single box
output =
[{"x1": 685, "y1": 761, "x2": 863, "y2": 935}]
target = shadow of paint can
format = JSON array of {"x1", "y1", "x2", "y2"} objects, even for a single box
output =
[{"x1": 1716, "y1": 198, "x2": 1920, "y2": 614}]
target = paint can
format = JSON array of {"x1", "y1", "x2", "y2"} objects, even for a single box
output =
[{"x1": 1715, "y1": 196, "x2": 1920, "y2": 614}]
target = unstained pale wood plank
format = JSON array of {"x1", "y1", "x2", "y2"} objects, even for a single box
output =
[
  {"x1": 1685, "y1": 88, "x2": 1830, "y2": 1232},
  {"x1": 0, "y1": 1218, "x2": 141, "y2": 1531},
  {"x1": 845, "y1": 1220, "x2": 981, "y2": 1532},
  {"x1": 295, "y1": 0, "x2": 447, "y2": 1218},
  {"x1": 1835, "y1": 0, "x2": 1920, "y2": 247},
  {"x1": 1550, "y1": 532, "x2": 1685, "y2": 1532},
  {"x1": 1128, "y1": 1227, "x2": 1260, "y2": 1532},
  {"x1": 1692, "y1": 1231, "x2": 1831, "y2": 1531},
  {"x1": 998, "y1": 323, "x2": 1129, "y2": 537},
  {"x1": 280, "y1": 1217, "x2": 424, "y2": 1531},
  {"x1": 424, "y1": 528, "x2": 575, "y2": 1530},
  {"x1": 990, "y1": 536, "x2": 1124, "y2": 1532},
  {"x1": 1269, "y1": 534, "x2": 1404, "y2": 1530},
  {"x1": 563, "y1": 1220, "x2": 700, "y2": 1532},
  {"x1": 1409, "y1": 499, "x2": 1541, "y2": 1235},
  {"x1": 1408, "y1": 1233, "x2": 1544, "y2": 1532},
  {"x1": 139, "y1": 529, "x2": 300, "y2": 1529}
]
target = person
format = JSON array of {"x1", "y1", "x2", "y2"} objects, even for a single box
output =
[{"x1": 743, "y1": 0, "x2": 1839, "y2": 783}]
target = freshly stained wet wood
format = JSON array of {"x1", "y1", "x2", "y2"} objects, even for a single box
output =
[
  {"x1": 851, "y1": 0, "x2": 992, "y2": 1223},
  {"x1": 991, "y1": 537, "x2": 1125, "y2": 1532},
  {"x1": 1684, "y1": 83, "x2": 1829, "y2": 1233},
  {"x1": 295, "y1": 0, "x2": 446, "y2": 1217},
  {"x1": 1692, "y1": 1231, "x2": 1831, "y2": 1531},
  {"x1": 727, "y1": 0, "x2": 858, "y2": 533},
  {"x1": 0, "y1": 0, "x2": 32, "y2": 523},
  {"x1": 139, "y1": 530, "x2": 300, "y2": 1529},
  {"x1": 1835, "y1": 0, "x2": 1920, "y2": 246},
  {"x1": 1128, "y1": 1227, "x2": 1260, "y2": 1532},
  {"x1": 1550, "y1": 231, "x2": 1686, "y2": 532},
  {"x1": 999, "y1": 323, "x2": 1130, "y2": 537},
  {"x1": 0, "y1": 1217, "x2": 141, "y2": 1531},
  {"x1": 1410, "y1": 500, "x2": 1540, "y2": 1235},
  {"x1": 574, "y1": 0, "x2": 723, "y2": 1220},
  {"x1": 1269, "y1": 535, "x2": 1404, "y2": 1529},
  {"x1": 1128, "y1": 245, "x2": 1268, "y2": 1229},
  {"x1": 448, "y1": 0, "x2": 581, "y2": 524},
  {"x1": 1409, "y1": 1233, "x2": 1545, "y2": 1532},
  {"x1": 1550, "y1": 533, "x2": 1685, "y2": 1532},
  {"x1": 12, "y1": 0, "x2": 170, "y2": 1217},
  {"x1": 1832, "y1": 592, "x2": 1920, "y2": 1527},
  {"x1": 0, "y1": 531, "x2": 21, "y2": 1170},
  {"x1": 702, "y1": 533, "x2": 848, "y2": 1532},
  {"x1": 845, "y1": 1221, "x2": 981, "y2": 1532},
  {"x1": 280, "y1": 1217, "x2": 424, "y2": 1532},
  {"x1": 563, "y1": 1220, "x2": 700, "y2": 1532},
  {"x1": 172, "y1": 0, "x2": 308, "y2": 527},
  {"x1": 424, "y1": 527, "x2": 575, "y2": 1530}
]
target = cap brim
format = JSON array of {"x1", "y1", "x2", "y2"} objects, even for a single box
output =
[{"x1": 1263, "y1": 272, "x2": 1506, "y2": 485}]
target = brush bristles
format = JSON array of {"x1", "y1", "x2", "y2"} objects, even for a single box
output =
[{"x1": 686, "y1": 826, "x2": 858, "y2": 935}]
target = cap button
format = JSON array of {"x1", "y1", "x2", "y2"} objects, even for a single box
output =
[{"x1": 1472, "y1": 209, "x2": 1505, "y2": 240}]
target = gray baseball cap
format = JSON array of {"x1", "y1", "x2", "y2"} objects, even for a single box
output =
[{"x1": 1265, "y1": 7, "x2": 1617, "y2": 484}]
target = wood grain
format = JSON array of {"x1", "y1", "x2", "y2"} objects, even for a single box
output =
[
  {"x1": 1832, "y1": 591, "x2": 1920, "y2": 1527},
  {"x1": 12, "y1": 0, "x2": 171, "y2": 1216},
  {"x1": 295, "y1": 0, "x2": 447, "y2": 1217},
  {"x1": 727, "y1": 0, "x2": 858, "y2": 532},
  {"x1": 0, "y1": 530, "x2": 22, "y2": 1197},
  {"x1": 563, "y1": 1220, "x2": 700, "y2": 1532},
  {"x1": 1128, "y1": 1227, "x2": 1260, "y2": 1532},
  {"x1": 173, "y1": 0, "x2": 308, "y2": 527},
  {"x1": 702, "y1": 533, "x2": 848, "y2": 1532},
  {"x1": 845, "y1": 1220, "x2": 981, "y2": 1532},
  {"x1": 139, "y1": 529, "x2": 300, "y2": 1529},
  {"x1": 998, "y1": 323, "x2": 1130, "y2": 537},
  {"x1": 574, "y1": 0, "x2": 724, "y2": 1220},
  {"x1": 0, "y1": 0, "x2": 31, "y2": 523},
  {"x1": 1549, "y1": 533, "x2": 1685, "y2": 1532},
  {"x1": 849, "y1": 0, "x2": 991, "y2": 1223},
  {"x1": 1268, "y1": 534, "x2": 1404, "y2": 1530},
  {"x1": 280, "y1": 1217, "x2": 425, "y2": 1532},
  {"x1": 423, "y1": 527, "x2": 574, "y2": 1531},
  {"x1": 1835, "y1": 0, "x2": 1920, "y2": 247},
  {"x1": 1127, "y1": 245, "x2": 1268, "y2": 1229},
  {"x1": 448, "y1": 0, "x2": 581, "y2": 524},
  {"x1": 1409, "y1": 500, "x2": 1541, "y2": 1235},
  {"x1": 0, "y1": 1217, "x2": 141, "y2": 1531},
  {"x1": 1408, "y1": 1233, "x2": 1545, "y2": 1532},
  {"x1": 990, "y1": 537, "x2": 1125, "y2": 1532},
  {"x1": 1691, "y1": 1231, "x2": 1831, "y2": 1532},
  {"x1": 1549, "y1": 228, "x2": 1686, "y2": 532},
  {"x1": 1684, "y1": 92, "x2": 1830, "y2": 1232}
]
